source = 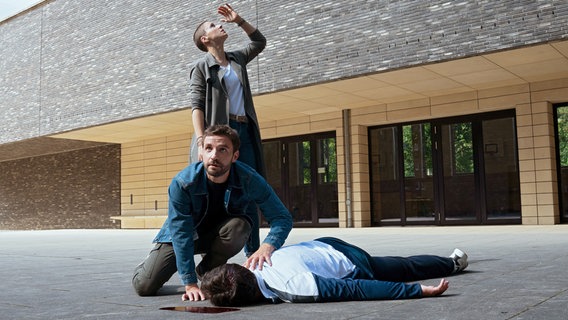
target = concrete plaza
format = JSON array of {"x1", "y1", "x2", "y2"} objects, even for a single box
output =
[{"x1": 1, "y1": 225, "x2": 567, "y2": 319}]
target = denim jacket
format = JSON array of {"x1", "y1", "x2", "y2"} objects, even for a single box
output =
[{"x1": 153, "y1": 161, "x2": 292, "y2": 285}]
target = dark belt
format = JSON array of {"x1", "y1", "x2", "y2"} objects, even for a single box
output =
[{"x1": 229, "y1": 114, "x2": 248, "y2": 123}]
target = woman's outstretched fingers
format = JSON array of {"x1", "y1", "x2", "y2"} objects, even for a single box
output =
[{"x1": 421, "y1": 278, "x2": 449, "y2": 297}]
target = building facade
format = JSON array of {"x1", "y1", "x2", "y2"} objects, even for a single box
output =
[{"x1": 1, "y1": 0, "x2": 568, "y2": 229}]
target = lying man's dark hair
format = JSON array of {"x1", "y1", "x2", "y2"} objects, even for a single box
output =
[{"x1": 200, "y1": 263, "x2": 263, "y2": 306}]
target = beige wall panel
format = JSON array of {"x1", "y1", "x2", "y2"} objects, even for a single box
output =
[
  {"x1": 536, "y1": 182, "x2": 554, "y2": 193},
  {"x1": 522, "y1": 216, "x2": 538, "y2": 225},
  {"x1": 167, "y1": 133, "x2": 191, "y2": 143},
  {"x1": 478, "y1": 93, "x2": 530, "y2": 110},
  {"x1": 351, "y1": 104, "x2": 387, "y2": 115},
  {"x1": 532, "y1": 124, "x2": 551, "y2": 137},
  {"x1": 519, "y1": 159, "x2": 536, "y2": 172},
  {"x1": 260, "y1": 126, "x2": 278, "y2": 139},
  {"x1": 120, "y1": 218, "x2": 146, "y2": 229},
  {"x1": 259, "y1": 119, "x2": 277, "y2": 129},
  {"x1": 517, "y1": 148, "x2": 535, "y2": 161},
  {"x1": 310, "y1": 119, "x2": 342, "y2": 132},
  {"x1": 121, "y1": 202, "x2": 145, "y2": 211},
  {"x1": 516, "y1": 103, "x2": 532, "y2": 115},
  {"x1": 388, "y1": 106, "x2": 431, "y2": 121},
  {"x1": 517, "y1": 136, "x2": 534, "y2": 149},
  {"x1": 520, "y1": 182, "x2": 537, "y2": 194},
  {"x1": 144, "y1": 193, "x2": 169, "y2": 202},
  {"x1": 522, "y1": 204, "x2": 538, "y2": 216},
  {"x1": 122, "y1": 159, "x2": 144, "y2": 169},
  {"x1": 532, "y1": 87, "x2": 568, "y2": 103},
  {"x1": 519, "y1": 171, "x2": 536, "y2": 183},
  {"x1": 122, "y1": 152, "x2": 144, "y2": 162},
  {"x1": 352, "y1": 112, "x2": 388, "y2": 126},
  {"x1": 167, "y1": 154, "x2": 188, "y2": 164},
  {"x1": 121, "y1": 208, "x2": 145, "y2": 215},
  {"x1": 122, "y1": 166, "x2": 145, "y2": 176},
  {"x1": 516, "y1": 126, "x2": 533, "y2": 138},
  {"x1": 144, "y1": 208, "x2": 167, "y2": 217},
  {"x1": 143, "y1": 148, "x2": 166, "y2": 158},
  {"x1": 122, "y1": 173, "x2": 145, "y2": 183},
  {"x1": 537, "y1": 204, "x2": 558, "y2": 216},
  {"x1": 122, "y1": 145, "x2": 144, "y2": 156},
  {"x1": 430, "y1": 91, "x2": 478, "y2": 105},
  {"x1": 535, "y1": 170, "x2": 556, "y2": 183},
  {"x1": 477, "y1": 84, "x2": 529, "y2": 99},
  {"x1": 530, "y1": 101, "x2": 551, "y2": 114},
  {"x1": 144, "y1": 179, "x2": 168, "y2": 189},
  {"x1": 537, "y1": 216, "x2": 558, "y2": 225},
  {"x1": 144, "y1": 157, "x2": 167, "y2": 167},
  {"x1": 351, "y1": 164, "x2": 368, "y2": 179},
  {"x1": 276, "y1": 122, "x2": 311, "y2": 137},
  {"x1": 351, "y1": 201, "x2": 371, "y2": 212},
  {"x1": 167, "y1": 166, "x2": 186, "y2": 177},
  {"x1": 145, "y1": 217, "x2": 167, "y2": 229},
  {"x1": 122, "y1": 181, "x2": 146, "y2": 190},
  {"x1": 521, "y1": 193, "x2": 538, "y2": 205},
  {"x1": 532, "y1": 113, "x2": 553, "y2": 126},
  {"x1": 310, "y1": 111, "x2": 342, "y2": 122},
  {"x1": 533, "y1": 135, "x2": 554, "y2": 148},
  {"x1": 352, "y1": 173, "x2": 370, "y2": 184},
  {"x1": 387, "y1": 98, "x2": 430, "y2": 111},
  {"x1": 516, "y1": 114, "x2": 533, "y2": 127},
  {"x1": 534, "y1": 158, "x2": 553, "y2": 170},
  {"x1": 144, "y1": 186, "x2": 168, "y2": 196},
  {"x1": 144, "y1": 137, "x2": 167, "y2": 146},
  {"x1": 144, "y1": 171, "x2": 167, "y2": 181},
  {"x1": 431, "y1": 100, "x2": 479, "y2": 117},
  {"x1": 357, "y1": 192, "x2": 371, "y2": 202},
  {"x1": 534, "y1": 147, "x2": 554, "y2": 159},
  {"x1": 276, "y1": 117, "x2": 310, "y2": 127},
  {"x1": 531, "y1": 77, "x2": 568, "y2": 91},
  {"x1": 167, "y1": 146, "x2": 189, "y2": 157},
  {"x1": 351, "y1": 148, "x2": 368, "y2": 160}
]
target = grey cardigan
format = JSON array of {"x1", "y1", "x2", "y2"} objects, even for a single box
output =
[{"x1": 188, "y1": 29, "x2": 266, "y2": 176}]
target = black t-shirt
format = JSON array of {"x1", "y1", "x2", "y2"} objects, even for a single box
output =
[{"x1": 197, "y1": 179, "x2": 230, "y2": 233}]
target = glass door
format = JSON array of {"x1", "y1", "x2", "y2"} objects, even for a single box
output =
[
  {"x1": 554, "y1": 104, "x2": 568, "y2": 223},
  {"x1": 370, "y1": 110, "x2": 521, "y2": 226},
  {"x1": 369, "y1": 126, "x2": 403, "y2": 223},
  {"x1": 403, "y1": 123, "x2": 435, "y2": 222},
  {"x1": 287, "y1": 140, "x2": 312, "y2": 224},
  {"x1": 437, "y1": 122, "x2": 477, "y2": 222},
  {"x1": 262, "y1": 132, "x2": 338, "y2": 226},
  {"x1": 315, "y1": 137, "x2": 338, "y2": 223}
]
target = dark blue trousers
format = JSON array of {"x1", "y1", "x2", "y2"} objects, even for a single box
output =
[{"x1": 313, "y1": 237, "x2": 454, "y2": 301}]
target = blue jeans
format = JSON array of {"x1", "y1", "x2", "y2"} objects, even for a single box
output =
[
  {"x1": 229, "y1": 119, "x2": 260, "y2": 256},
  {"x1": 229, "y1": 119, "x2": 258, "y2": 171},
  {"x1": 314, "y1": 237, "x2": 454, "y2": 301}
]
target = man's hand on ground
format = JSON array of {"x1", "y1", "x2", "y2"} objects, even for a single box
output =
[{"x1": 182, "y1": 283, "x2": 205, "y2": 301}]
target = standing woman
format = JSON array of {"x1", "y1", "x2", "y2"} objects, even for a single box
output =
[{"x1": 189, "y1": 3, "x2": 266, "y2": 178}]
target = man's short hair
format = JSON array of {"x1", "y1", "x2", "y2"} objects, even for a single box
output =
[
  {"x1": 200, "y1": 263, "x2": 259, "y2": 306},
  {"x1": 193, "y1": 21, "x2": 208, "y2": 52},
  {"x1": 203, "y1": 124, "x2": 241, "y2": 151}
]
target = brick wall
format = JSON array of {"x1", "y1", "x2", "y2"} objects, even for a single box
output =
[
  {"x1": 0, "y1": 144, "x2": 121, "y2": 229},
  {"x1": 1, "y1": 0, "x2": 567, "y2": 144}
]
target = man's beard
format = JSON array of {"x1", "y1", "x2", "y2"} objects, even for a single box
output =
[{"x1": 206, "y1": 160, "x2": 230, "y2": 178}]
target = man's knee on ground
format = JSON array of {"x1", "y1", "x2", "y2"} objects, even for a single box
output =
[{"x1": 132, "y1": 274, "x2": 159, "y2": 296}]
